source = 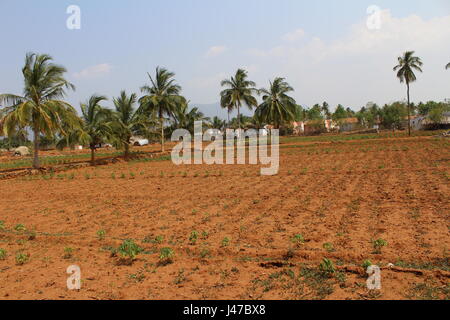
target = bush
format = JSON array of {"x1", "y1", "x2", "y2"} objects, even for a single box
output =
[
  {"x1": 319, "y1": 258, "x2": 335, "y2": 276},
  {"x1": 159, "y1": 247, "x2": 174, "y2": 265},
  {"x1": 15, "y1": 252, "x2": 29, "y2": 265},
  {"x1": 117, "y1": 239, "x2": 142, "y2": 262}
]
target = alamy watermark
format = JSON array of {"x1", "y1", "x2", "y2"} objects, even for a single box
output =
[
  {"x1": 366, "y1": 5, "x2": 382, "y2": 30},
  {"x1": 171, "y1": 121, "x2": 279, "y2": 176},
  {"x1": 66, "y1": 265, "x2": 81, "y2": 290},
  {"x1": 66, "y1": 5, "x2": 81, "y2": 30}
]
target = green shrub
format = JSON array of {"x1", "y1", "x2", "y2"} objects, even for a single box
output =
[
  {"x1": 319, "y1": 258, "x2": 335, "y2": 276},
  {"x1": 159, "y1": 247, "x2": 174, "y2": 265},
  {"x1": 118, "y1": 239, "x2": 142, "y2": 261},
  {"x1": 221, "y1": 237, "x2": 230, "y2": 247},
  {"x1": 15, "y1": 252, "x2": 29, "y2": 265},
  {"x1": 372, "y1": 239, "x2": 387, "y2": 254},
  {"x1": 189, "y1": 231, "x2": 199, "y2": 245}
]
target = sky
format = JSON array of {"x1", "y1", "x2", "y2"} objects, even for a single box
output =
[{"x1": 1, "y1": 0, "x2": 450, "y2": 119}]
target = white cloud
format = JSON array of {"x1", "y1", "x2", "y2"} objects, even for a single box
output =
[
  {"x1": 282, "y1": 28, "x2": 305, "y2": 42},
  {"x1": 73, "y1": 63, "x2": 112, "y2": 79},
  {"x1": 205, "y1": 45, "x2": 227, "y2": 58}
]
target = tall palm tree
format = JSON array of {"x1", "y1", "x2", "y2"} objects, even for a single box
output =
[
  {"x1": 139, "y1": 67, "x2": 186, "y2": 152},
  {"x1": 69, "y1": 95, "x2": 114, "y2": 165},
  {"x1": 0, "y1": 53, "x2": 78, "y2": 168},
  {"x1": 393, "y1": 51, "x2": 423, "y2": 136},
  {"x1": 254, "y1": 77, "x2": 297, "y2": 129},
  {"x1": 112, "y1": 91, "x2": 146, "y2": 160},
  {"x1": 220, "y1": 69, "x2": 258, "y2": 130}
]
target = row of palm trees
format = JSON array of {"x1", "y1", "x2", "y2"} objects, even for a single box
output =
[{"x1": 0, "y1": 52, "x2": 449, "y2": 168}]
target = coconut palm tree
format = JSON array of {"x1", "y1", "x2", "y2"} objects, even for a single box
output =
[
  {"x1": 254, "y1": 77, "x2": 297, "y2": 129},
  {"x1": 57, "y1": 95, "x2": 114, "y2": 165},
  {"x1": 172, "y1": 103, "x2": 210, "y2": 134},
  {"x1": 210, "y1": 116, "x2": 226, "y2": 131},
  {"x1": 393, "y1": 51, "x2": 423, "y2": 136},
  {"x1": 220, "y1": 69, "x2": 258, "y2": 130},
  {"x1": 0, "y1": 53, "x2": 78, "y2": 168},
  {"x1": 139, "y1": 67, "x2": 186, "y2": 152},
  {"x1": 112, "y1": 91, "x2": 147, "y2": 160}
]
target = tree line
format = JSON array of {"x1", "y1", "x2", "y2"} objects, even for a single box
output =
[{"x1": 1, "y1": 52, "x2": 449, "y2": 169}]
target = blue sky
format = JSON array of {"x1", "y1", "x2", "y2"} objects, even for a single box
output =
[{"x1": 1, "y1": 0, "x2": 450, "y2": 119}]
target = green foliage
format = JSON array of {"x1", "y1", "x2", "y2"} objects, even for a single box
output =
[
  {"x1": 0, "y1": 53, "x2": 78, "y2": 169},
  {"x1": 323, "y1": 242, "x2": 335, "y2": 253},
  {"x1": 159, "y1": 247, "x2": 174, "y2": 264},
  {"x1": 221, "y1": 237, "x2": 230, "y2": 247},
  {"x1": 96, "y1": 229, "x2": 106, "y2": 240},
  {"x1": 15, "y1": 252, "x2": 29, "y2": 265},
  {"x1": 255, "y1": 77, "x2": 297, "y2": 128},
  {"x1": 291, "y1": 234, "x2": 305, "y2": 246},
  {"x1": 189, "y1": 231, "x2": 199, "y2": 245},
  {"x1": 319, "y1": 258, "x2": 336, "y2": 276},
  {"x1": 118, "y1": 239, "x2": 142, "y2": 261},
  {"x1": 14, "y1": 224, "x2": 26, "y2": 232},
  {"x1": 362, "y1": 260, "x2": 372, "y2": 270},
  {"x1": 220, "y1": 69, "x2": 258, "y2": 129},
  {"x1": 372, "y1": 239, "x2": 388, "y2": 254},
  {"x1": 0, "y1": 248, "x2": 6, "y2": 260}
]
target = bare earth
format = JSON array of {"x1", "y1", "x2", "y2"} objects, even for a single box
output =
[{"x1": 0, "y1": 135, "x2": 449, "y2": 300}]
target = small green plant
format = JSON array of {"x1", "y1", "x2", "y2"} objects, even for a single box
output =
[
  {"x1": 84, "y1": 173, "x2": 91, "y2": 180},
  {"x1": 323, "y1": 242, "x2": 335, "y2": 252},
  {"x1": 14, "y1": 224, "x2": 26, "y2": 232},
  {"x1": 200, "y1": 248, "x2": 210, "y2": 259},
  {"x1": 0, "y1": 248, "x2": 6, "y2": 260},
  {"x1": 189, "y1": 231, "x2": 199, "y2": 245},
  {"x1": 68, "y1": 173, "x2": 75, "y2": 180},
  {"x1": 15, "y1": 252, "x2": 29, "y2": 265},
  {"x1": 221, "y1": 237, "x2": 230, "y2": 247},
  {"x1": 291, "y1": 234, "x2": 305, "y2": 246},
  {"x1": 372, "y1": 239, "x2": 388, "y2": 254},
  {"x1": 159, "y1": 247, "x2": 174, "y2": 265},
  {"x1": 129, "y1": 172, "x2": 135, "y2": 179},
  {"x1": 111, "y1": 173, "x2": 116, "y2": 179},
  {"x1": 96, "y1": 229, "x2": 106, "y2": 240},
  {"x1": 118, "y1": 239, "x2": 142, "y2": 262},
  {"x1": 120, "y1": 173, "x2": 126, "y2": 179},
  {"x1": 63, "y1": 247, "x2": 74, "y2": 259},
  {"x1": 0, "y1": 221, "x2": 5, "y2": 231},
  {"x1": 319, "y1": 258, "x2": 335, "y2": 276},
  {"x1": 362, "y1": 260, "x2": 372, "y2": 270}
]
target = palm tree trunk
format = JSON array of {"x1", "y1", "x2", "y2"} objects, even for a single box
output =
[
  {"x1": 160, "y1": 117, "x2": 165, "y2": 153},
  {"x1": 237, "y1": 103, "x2": 241, "y2": 130},
  {"x1": 124, "y1": 143, "x2": 129, "y2": 160},
  {"x1": 406, "y1": 82, "x2": 411, "y2": 136},
  {"x1": 90, "y1": 146, "x2": 96, "y2": 166},
  {"x1": 32, "y1": 128, "x2": 40, "y2": 169}
]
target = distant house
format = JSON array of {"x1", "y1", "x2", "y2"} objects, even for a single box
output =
[
  {"x1": 410, "y1": 112, "x2": 450, "y2": 130},
  {"x1": 337, "y1": 118, "x2": 359, "y2": 132}
]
